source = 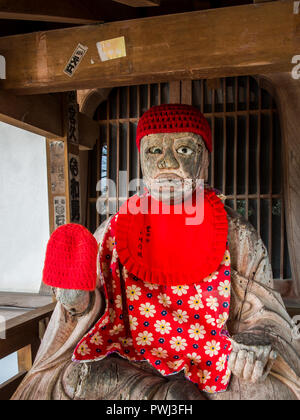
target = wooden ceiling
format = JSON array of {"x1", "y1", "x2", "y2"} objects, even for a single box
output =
[{"x1": 0, "y1": 0, "x2": 252, "y2": 37}]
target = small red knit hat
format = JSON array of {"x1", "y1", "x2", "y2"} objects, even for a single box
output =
[
  {"x1": 136, "y1": 104, "x2": 212, "y2": 152},
  {"x1": 43, "y1": 224, "x2": 98, "y2": 291}
]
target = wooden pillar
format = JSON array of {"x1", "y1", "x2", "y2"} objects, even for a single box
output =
[
  {"x1": 46, "y1": 92, "x2": 82, "y2": 234},
  {"x1": 257, "y1": 73, "x2": 300, "y2": 299}
]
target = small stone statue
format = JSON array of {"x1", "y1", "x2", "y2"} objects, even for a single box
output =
[{"x1": 12, "y1": 105, "x2": 300, "y2": 400}]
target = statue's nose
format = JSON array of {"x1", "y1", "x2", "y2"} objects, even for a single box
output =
[{"x1": 157, "y1": 147, "x2": 180, "y2": 170}]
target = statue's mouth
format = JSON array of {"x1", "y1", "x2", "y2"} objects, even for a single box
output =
[{"x1": 154, "y1": 173, "x2": 183, "y2": 183}]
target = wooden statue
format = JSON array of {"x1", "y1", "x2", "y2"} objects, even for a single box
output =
[{"x1": 12, "y1": 105, "x2": 300, "y2": 400}]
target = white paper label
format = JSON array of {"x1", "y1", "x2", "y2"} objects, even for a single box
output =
[{"x1": 64, "y1": 44, "x2": 88, "y2": 77}]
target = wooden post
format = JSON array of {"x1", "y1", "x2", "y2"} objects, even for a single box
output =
[
  {"x1": 257, "y1": 73, "x2": 300, "y2": 300},
  {"x1": 46, "y1": 92, "x2": 82, "y2": 235}
]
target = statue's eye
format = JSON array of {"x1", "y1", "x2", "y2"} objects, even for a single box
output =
[
  {"x1": 148, "y1": 146, "x2": 163, "y2": 154},
  {"x1": 177, "y1": 146, "x2": 194, "y2": 155}
]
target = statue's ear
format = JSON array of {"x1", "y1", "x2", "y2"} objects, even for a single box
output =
[{"x1": 203, "y1": 148, "x2": 210, "y2": 182}]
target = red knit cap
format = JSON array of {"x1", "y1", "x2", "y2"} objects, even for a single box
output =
[
  {"x1": 136, "y1": 104, "x2": 212, "y2": 152},
  {"x1": 43, "y1": 224, "x2": 98, "y2": 291}
]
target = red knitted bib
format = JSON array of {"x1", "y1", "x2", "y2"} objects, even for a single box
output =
[{"x1": 116, "y1": 189, "x2": 228, "y2": 286}]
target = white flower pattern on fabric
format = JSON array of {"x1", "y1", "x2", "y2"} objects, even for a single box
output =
[
  {"x1": 188, "y1": 295, "x2": 204, "y2": 310},
  {"x1": 158, "y1": 293, "x2": 171, "y2": 308},
  {"x1": 136, "y1": 331, "x2": 154, "y2": 346},
  {"x1": 144, "y1": 282, "x2": 159, "y2": 290},
  {"x1": 172, "y1": 309, "x2": 189, "y2": 324},
  {"x1": 203, "y1": 272, "x2": 219, "y2": 283},
  {"x1": 115, "y1": 295, "x2": 123, "y2": 309},
  {"x1": 216, "y1": 354, "x2": 227, "y2": 372},
  {"x1": 204, "y1": 340, "x2": 221, "y2": 357},
  {"x1": 106, "y1": 236, "x2": 116, "y2": 252},
  {"x1": 90, "y1": 332, "x2": 103, "y2": 346},
  {"x1": 151, "y1": 347, "x2": 169, "y2": 359},
  {"x1": 188, "y1": 323, "x2": 206, "y2": 341},
  {"x1": 221, "y1": 368, "x2": 231, "y2": 386},
  {"x1": 139, "y1": 302, "x2": 156, "y2": 318},
  {"x1": 154, "y1": 319, "x2": 172, "y2": 335},
  {"x1": 129, "y1": 315, "x2": 138, "y2": 331},
  {"x1": 126, "y1": 284, "x2": 142, "y2": 301},
  {"x1": 77, "y1": 342, "x2": 91, "y2": 356},
  {"x1": 204, "y1": 386, "x2": 217, "y2": 394},
  {"x1": 197, "y1": 370, "x2": 211, "y2": 384},
  {"x1": 217, "y1": 312, "x2": 229, "y2": 329},
  {"x1": 171, "y1": 285, "x2": 189, "y2": 296},
  {"x1": 218, "y1": 280, "x2": 231, "y2": 298},
  {"x1": 111, "y1": 247, "x2": 118, "y2": 264},
  {"x1": 205, "y1": 314, "x2": 216, "y2": 326},
  {"x1": 118, "y1": 337, "x2": 133, "y2": 347},
  {"x1": 221, "y1": 250, "x2": 231, "y2": 267},
  {"x1": 109, "y1": 324, "x2": 124, "y2": 336},
  {"x1": 187, "y1": 353, "x2": 202, "y2": 365},
  {"x1": 170, "y1": 336, "x2": 188, "y2": 352},
  {"x1": 206, "y1": 296, "x2": 219, "y2": 312},
  {"x1": 167, "y1": 360, "x2": 184, "y2": 370}
]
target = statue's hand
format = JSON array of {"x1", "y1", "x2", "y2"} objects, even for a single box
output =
[
  {"x1": 228, "y1": 334, "x2": 277, "y2": 383},
  {"x1": 53, "y1": 288, "x2": 94, "y2": 318}
]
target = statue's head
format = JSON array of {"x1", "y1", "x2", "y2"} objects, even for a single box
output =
[{"x1": 137, "y1": 104, "x2": 212, "y2": 203}]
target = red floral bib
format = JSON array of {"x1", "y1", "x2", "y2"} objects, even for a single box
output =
[{"x1": 73, "y1": 204, "x2": 232, "y2": 394}]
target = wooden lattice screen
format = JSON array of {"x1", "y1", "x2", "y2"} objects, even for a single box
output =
[{"x1": 87, "y1": 77, "x2": 291, "y2": 288}]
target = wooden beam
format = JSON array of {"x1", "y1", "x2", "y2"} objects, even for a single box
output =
[
  {"x1": 112, "y1": 0, "x2": 160, "y2": 6},
  {"x1": 0, "y1": 90, "x2": 98, "y2": 150},
  {"x1": 0, "y1": 1, "x2": 298, "y2": 95},
  {"x1": 0, "y1": 0, "x2": 102, "y2": 24},
  {"x1": 0, "y1": 91, "x2": 63, "y2": 138}
]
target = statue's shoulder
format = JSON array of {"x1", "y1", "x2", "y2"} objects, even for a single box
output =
[
  {"x1": 224, "y1": 206, "x2": 273, "y2": 287},
  {"x1": 94, "y1": 215, "x2": 115, "y2": 244},
  {"x1": 225, "y1": 205, "x2": 259, "y2": 241}
]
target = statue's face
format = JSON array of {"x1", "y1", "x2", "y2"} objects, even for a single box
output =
[{"x1": 140, "y1": 132, "x2": 209, "y2": 204}]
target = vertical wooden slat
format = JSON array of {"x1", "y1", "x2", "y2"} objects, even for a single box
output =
[
  {"x1": 221, "y1": 79, "x2": 226, "y2": 194},
  {"x1": 126, "y1": 86, "x2": 130, "y2": 199},
  {"x1": 169, "y1": 81, "x2": 181, "y2": 103},
  {"x1": 280, "y1": 197, "x2": 285, "y2": 279},
  {"x1": 181, "y1": 80, "x2": 192, "y2": 105},
  {"x1": 147, "y1": 84, "x2": 151, "y2": 109},
  {"x1": 96, "y1": 134, "x2": 101, "y2": 227},
  {"x1": 268, "y1": 107, "x2": 274, "y2": 262},
  {"x1": 106, "y1": 98, "x2": 110, "y2": 219},
  {"x1": 116, "y1": 88, "x2": 120, "y2": 212},
  {"x1": 17, "y1": 345, "x2": 32, "y2": 373},
  {"x1": 86, "y1": 150, "x2": 92, "y2": 230},
  {"x1": 211, "y1": 82, "x2": 216, "y2": 190},
  {"x1": 257, "y1": 86, "x2": 262, "y2": 236},
  {"x1": 201, "y1": 79, "x2": 205, "y2": 114},
  {"x1": 245, "y1": 76, "x2": 250, "y2": 220},
  {"x1": 137, "y1": 85, "x2": 141, "y2": 192},
  {"x1": 233, "y1": 78, "x2": 238, "y2": 211},
  {"x1": 158, "y1": 83, "x2": 161, "y2": 106}
]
